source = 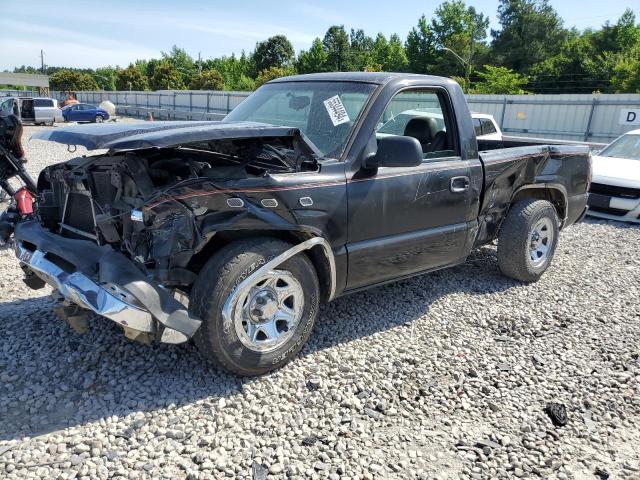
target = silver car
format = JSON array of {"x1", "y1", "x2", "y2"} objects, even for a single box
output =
[{"x1": 0, "y1": 96, "x2": 64, "y2": 126}]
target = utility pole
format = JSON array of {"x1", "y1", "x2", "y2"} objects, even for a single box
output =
[
  {"x1": 40, "y1": 50, "x2": 45, "y2": 74},
  {"x1": 198, "y1": 52, "x2": 202, "y2": 72}
]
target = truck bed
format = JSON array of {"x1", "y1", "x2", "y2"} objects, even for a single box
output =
[{"x1": 473, "y1": 141, "x2": 591, "y2": 246}]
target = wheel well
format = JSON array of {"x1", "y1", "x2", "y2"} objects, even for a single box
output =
[
  {"x1": 510, "y1": 187, "x2": 567, "y2": 226},
  {"x1": 187, "y1": 230, "x2": 333, "y2": 302}
]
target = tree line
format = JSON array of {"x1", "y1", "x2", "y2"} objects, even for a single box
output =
[{"x1": 9, "y1": 0, "x2": 640, "y2": 94}]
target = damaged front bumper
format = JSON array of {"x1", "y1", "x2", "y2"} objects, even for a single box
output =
[{"x1": 14, "y1": 220, "x2": 201, "y2": 344}]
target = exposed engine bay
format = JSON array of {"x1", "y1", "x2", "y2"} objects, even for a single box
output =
[{"x1": 35, "y1": 136, "x2": 318, "y2": 287}]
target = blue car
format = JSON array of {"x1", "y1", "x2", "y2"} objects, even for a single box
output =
[{"x1": 62, "y1": 103, "x2": 110, "y2": 123}]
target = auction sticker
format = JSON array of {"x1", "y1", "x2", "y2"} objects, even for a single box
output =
[{"x1": 324, "y1": 95, "x2": 350, "y2": 126}]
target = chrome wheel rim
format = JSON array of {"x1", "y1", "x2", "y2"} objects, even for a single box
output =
[
  {"x1": 96, "y1": 116, "x2": 103, "y2": 123},
  {"x1": 528, "y1": 217, "x2": 554, "y2": 268},
  {"x1": 232, "y1": 270, "x2": 304, "y2": 353}
]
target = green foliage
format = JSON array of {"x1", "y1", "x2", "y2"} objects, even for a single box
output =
[
  {"x1": 491, "y1": 0, "x2": 566, "y2": 72},
  {"x1": 610, "y1": 46, "x2": 640, "y2": 93},
  {"x1": 349, "y1": 29, "x2": 375, "y2": 70},
  {"x1": 116, "y1": 64, "x2": 149, "y2": 91},
  {"x1": 205, "y1": 52, "x2": 255, "y2": 90},
  {"x1": 190, "y1": 69, "x2": 225, "y2": 90},
  {"x1": 472, "y1": 65, "x2": 530, "y2": 94},
  {"x1": 323, "y1": 26, "x2": 352, "y2": 71},
  {"x1": 93, "y1": 67, "x2": 117, "y2": 91},
  {"x1": 161, "y1": 46, "x2": 197, "y2": 86},
  {"x1": 297, "y1": 38, "x2": 328, "y2": 74},
  {"x1": 10, "y1": 3, "x2": 640, "y2": 94},
  {"x1": 252, "y1": 35, "x2": 295, "y2": 73},
  {"x1": 431, "y1": 1, "x2": 489, "y2": 80},
  {"x1": 149, "y1": 62, "x2": 185, "y2": 90},
  {"x1": 49, "y1": 69, "x2": 98, "y2": 91},
  {"x1": 232, "y1": 75, "x2": 257, "y2": 91},
  {"x1": 406, "y1": 15, "x2": 438, "y2": 73},
  {"x1": 255, "y1": 66, "x2": 296, "y2": 88}
]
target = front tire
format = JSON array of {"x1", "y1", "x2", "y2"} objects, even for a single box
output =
[
  {"x1": 190, "y1": 238, "x2": 320, "y2": 376},
  {"x1": 497, "y1": 199, "x2": 559, "y2": 283},
  {"x1": 95, "y1": 115, "x2": 104, "y2": 123}
]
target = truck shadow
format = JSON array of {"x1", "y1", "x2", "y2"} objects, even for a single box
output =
[{"x1": 0, "y1": 246, "x2": 513, "y2": 442}]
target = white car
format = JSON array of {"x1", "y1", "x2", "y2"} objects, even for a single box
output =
[
  {"x1": 587, "y1": 129, "x2": 640, "y2": 223},
  {"x1": 471, "y1": 112, "x2": 503, "y2": 141}
]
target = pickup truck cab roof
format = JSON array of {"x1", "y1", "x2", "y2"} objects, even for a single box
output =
[{"x1": 269, "y1": 71, "x2": 450, "y2": 85}]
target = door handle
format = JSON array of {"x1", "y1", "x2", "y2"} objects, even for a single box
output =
[{"x1": 450, "y1": 176, "x2": 470, "y2": 193}]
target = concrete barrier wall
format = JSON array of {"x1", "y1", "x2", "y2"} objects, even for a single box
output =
[{"x1": 4, "y1": 88, "x2": 640, "y2": 143}]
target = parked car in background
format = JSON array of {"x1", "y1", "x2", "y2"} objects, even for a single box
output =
[
  {"x1": 587, "y1": 129, "x2": 640, "y2": 223},
  {"x1": 378, "y1": 109, "x2": 503, "y2": 142},
  {"x1": 62, "y1": 103, "x2": 110, "y2": 123},
  {"x1": 0, "y1": 96, "x2": 63, "y2": 126},
  {"x1": 471, "y1": 112, "x2": 502, "y2": 141}
]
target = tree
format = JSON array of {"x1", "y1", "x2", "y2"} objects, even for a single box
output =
[
  {"x1": 430, "y1": 1, "x2": 490, "y2": 83},
  {"x1": 161, "y1": 46, "x2": 197, "y2": 87},
  {"x1": 116, "y1": 64, "x2": 149, "y2": 91},
  {"x1": 297, "y1": 38, "x2": 328, "y2": 74},
  {"x1": 190, "y1": 69, "x2": 225, "y2": 90},
  {"x1": 386, "y1": 34, "x2": 409, "y2": 71},
  {"x1": 205, "y1": 52, "x2": 255, "y2": 90},
  {"x1": 405, "y1": 15, "x2": 438, "y2": 73},
  {"x1": 610, "y1": 45, "x2": 640, "y2": 93},
  {"x1": 592, "y1": 9, "x2": 640, "y2": 54},
  {"x1": 491, "y1": 0, "x2": 566, "y2": 72},
  {"x1": 255, "y1": 66, "x2": 295, "y2": 87},
  {"x1": 323, "y1": 26, "x2": 351, "y2": 71},
  {"x1": 350, "y1": 28, "x2": 375, "y2": 70},
  {"x1": 233, "y1": 75, "x2": 257, "y2": 91},
  {"x1": 149, "y1": 62, "x2": 185, "y2": 90},
  {"x1": 49, "y1": 69, "x2": 99, "y2": 91},
  {"x1": 371, "y1": 33, "x2": 409, "y2": 72},
  {"x1": 472, "y1": 65, "x2": 530, "y2": 94},
  {"x1": 93, "y1": 66, "x2": 117, "y2": 91},
  {"x1": 252, "y1": 35, "x2": 295, "y2": 73},
  {"x1": 528, "y1": 30, "x2": 598, "y2": 93}
]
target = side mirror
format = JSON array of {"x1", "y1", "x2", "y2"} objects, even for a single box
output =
[{"x1": 363, "y1": 135, "x2": 423, "y2": 169}]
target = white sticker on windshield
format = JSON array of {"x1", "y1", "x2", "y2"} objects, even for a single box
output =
[{"x1": 323, "y1": 95, "x2": 350, "y2": 126}]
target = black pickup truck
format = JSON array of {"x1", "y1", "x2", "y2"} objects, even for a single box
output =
[{"x1": 0, "y1": 73, "x2": 590, "y2": 375}]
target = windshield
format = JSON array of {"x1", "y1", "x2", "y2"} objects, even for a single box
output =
[
  {"x1": 224, "y1": 81, "x2": 376, "y2": 157},
  {"x1": 599, "y1": 134, "x2": 640, "y2": 161}
]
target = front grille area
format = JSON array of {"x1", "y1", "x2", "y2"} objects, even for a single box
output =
[
  {"x1": 590, "y1": 183, "x2": 640, "y2": 199},
  {"x1": 588, "y1": 206, "x2": 630, "y2": 217},
  {"x1": 61, "y1": 192, "x2": 96, "y2": 237}
]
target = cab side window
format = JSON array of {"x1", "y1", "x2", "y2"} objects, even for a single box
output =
[{"x1": 376, "y1": 90, "x2": 457, "y2": 160}]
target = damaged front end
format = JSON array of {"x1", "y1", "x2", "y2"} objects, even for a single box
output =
[{"x1": 5, "y1": 120, "x2": 320, "y2": 344}]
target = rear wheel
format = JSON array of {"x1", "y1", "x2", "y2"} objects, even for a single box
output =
[
  {"x1": 497, "y1": 199, "x2": 559, "y2": 282},
  {"x1": 190, "y1": 238, "x2": 320, "y2": 376}
]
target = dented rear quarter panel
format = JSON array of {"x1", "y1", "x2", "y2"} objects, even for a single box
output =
[{"x1": 475, "y1": 144, "x2": 590, "y2": 245}]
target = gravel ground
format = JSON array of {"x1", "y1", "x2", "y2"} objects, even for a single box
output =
[{"x1": 1, "y1": 125, "x2": 639, "y2": 480}]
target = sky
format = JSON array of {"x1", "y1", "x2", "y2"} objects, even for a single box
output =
[{"x1": 0, "y1": 0, "x2": 636, "y2": 70}]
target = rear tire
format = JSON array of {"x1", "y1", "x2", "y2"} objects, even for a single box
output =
[
  {"x1": 190, "y1": 238, "x2": 320, "y2": 376},
  {"x1": 497, "y1": 199, "x2": 559, "y2": 283}
]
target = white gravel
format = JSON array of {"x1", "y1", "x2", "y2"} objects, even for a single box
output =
[{"x1": 1, "y1": 125, "x2": 639, "y2": 479}]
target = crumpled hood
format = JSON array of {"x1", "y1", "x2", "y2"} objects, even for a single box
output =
[
  {"x1": 592, "y1": 155, "x2": 640, "y2": 188},
  {"x1": 31, "y1": 120, "x2": 320, "y2": 154}
]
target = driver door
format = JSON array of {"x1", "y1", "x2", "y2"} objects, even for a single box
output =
[{"x1": 346, "y1": 89, "x2": 476, "y2": 290}]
